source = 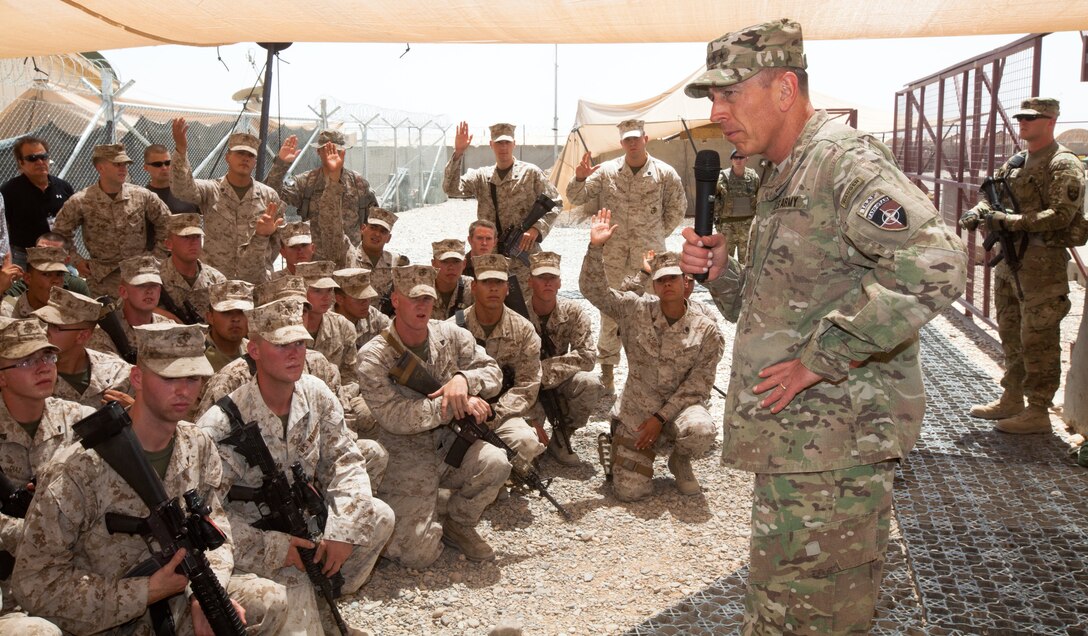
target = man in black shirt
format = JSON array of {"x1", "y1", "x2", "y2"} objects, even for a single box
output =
[
  {"x1": 142, "y1": 144, "x2": 199, "y2": 215},
  {"x1": 0, "y1": 136, "x2": 74, "y2": 269}
]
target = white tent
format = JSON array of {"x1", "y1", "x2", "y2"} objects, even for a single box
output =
[
  {"x1": 4, "y1": 2, "x2": 1088, "y2": 58},
  {"x1": 549, "y1": 67, "x2": 893, "y2": 201}
]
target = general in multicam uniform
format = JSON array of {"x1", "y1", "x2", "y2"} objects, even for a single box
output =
[{"x1": 680, "y1": 19, "x2": 967, "y2": 633}]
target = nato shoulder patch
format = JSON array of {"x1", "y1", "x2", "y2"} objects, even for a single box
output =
[
  {"x1": 858, "y1": 192, "x2": 908, "y2": 231},
  {"x1": 1070, "y1": 184, "x2": 1081, "y2": 202}
]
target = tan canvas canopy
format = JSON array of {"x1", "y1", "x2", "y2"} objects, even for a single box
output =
[
  {"x1": 549, "y1": 67, "x2": 893, "y2": 197},
  {"x1": 5, "y1": 2, "x2": 1088, "y2": 58}
]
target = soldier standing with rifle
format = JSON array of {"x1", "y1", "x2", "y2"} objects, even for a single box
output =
[
  {"x1": 525, "y1": 251, "x2": 605, "y2": 465},
  {"x1": 198, "y1": 297, "x2": 393, "y2": 633},
  {"x1": 960, "y1": 97, "x2": 1086, "y2": 434},
  {"x1": 13, "y1": 322, "x2": 288, "y2": 634},
  {"x1": 443, "y1": 121, "x2": 561, "y2": 299},
  {"x1": 356, "y1": 265, "x2": 510, "y2": 567}
]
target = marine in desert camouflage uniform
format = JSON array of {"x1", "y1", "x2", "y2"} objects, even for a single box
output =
[
  {"x1": 524, "y1": 251, "x2": 604, "y2": 465},
  {"x1": 87, "y1": 255, "x2": 175, "y2": 358},
  {"x1": 680, "y1": 19, "x2": 967, "y2": 633},
  {"x1": 566, "y1": 119, "x2": 687, "y2": 390},
  {"x1": 159, "y1": 212, "x2": 226, "y2": 319},
  {"x1": 33, "y1": 287, "x2": 134, "y2": 409},
  {"x1": 170, "y1": 121, "x2": 283, "y2": 284},
  {"x1": 52, "y1": 144, "x2": 171, "y2": 296},
  {"x1": 265, "y1": 130, "x2": 378, "y2": 268},
  {"x1": 198, "y1": 298, "x2": 393, "y2": 632},
  {"x1": 13, "y1": 322, "x2": 288, "y2": 634},
  {"x1": 357, "y1": 265, "x2": 510, "y2": 567},
  {"x1": 581, "y1": 233, "x2": 723, "y2": 501},
  {"x1": 457, "y1": 254, "x2": 545, "y2": 466},
  {"x1": 430, "y1": 239, "x2": 474, "y2": 321},
  {"x1": 296, "y1": 262, "x2": 360, "y2": 386},
  {"x1": 346, "y1": 207, "x2": 409, "y2": 304}
]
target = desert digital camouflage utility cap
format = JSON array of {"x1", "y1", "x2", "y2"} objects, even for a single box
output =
[
  {"x1": 32, "y1": 287, "x2": 102, "y2": 325},
  {"x1": 393, "y1": 265, "x2": 438, "y2": 300},
  {"x1": 120, "y1": 255, "x2": 162, "y2": 286},
  {"x1": 313, "y1": 129, "x2": 349, "y2": 149},
  {"x1": 91, "y1": 143, "x2": 133, "y2": 164},
  {"x1": 134, "y1": 322, "x2": 214, "y2": 378},
  {"x1": 209, "y1": 279, "x2": 254, "y2": 312},
  {"x1": 25, "y1": 246, "x2": 68, "y2": 273},
  {"x1": 367, "y1": 207, "x2": 398, "y2": 232},
  {"x1": 0, "y1": 317, "x2": 58, "y2": 359},
  {"x1": 255, "y1": 275, "x2": 308, "y2": 306},
  {"x1": 246, "y1": 297, "x2": 313, "y2": 345},
  {"x1": 333, "y1": 268, "x2": 379, "y2": 300},
  {"x1": 650, "y1": 252, "x2": 684, "y2": 281},
  {"x1": 279, "y1": 220, "x2": 312, "y2": 246},
  {"x1": 228, "y1": 132, "x2": 260, "y2": 155},
  {"x1": 490, "y1": 123, "x2": 516, "y2": 143},
  {"x1": 296, "y1": 260, "x2": 339, "y2": 289},
  {"x1": 432, "y1": 239, "x2": 466, "y2": 261},
  {"x1": 472, "y1": 254, "x2": 510, "y2": 282},
  {"x1": 167, "y1": 213, "x2": 204, "y2": 237},
  {"x1": 530, "y1": 251, "x2": 562, "y2": 277},
  {"x1": 684, "y1": 18, "x2": 807, "y2": 99},
  {"x1": 617, "y1": 119, "x2": 645, "y2": 140}
]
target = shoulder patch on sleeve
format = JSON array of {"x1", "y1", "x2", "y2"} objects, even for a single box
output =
[
  {"x1": 1069, "y1": 184, "x2": 1082, "y2": 202},
  {"x1": 858, "y1": 192, "x2": 909, "y2": 231}
]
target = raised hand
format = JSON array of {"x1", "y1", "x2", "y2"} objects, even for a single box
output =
[
  {"x1": 171, "y1": 118, "x2": 189, "y2": 154},
  {"x1": 278, "y1": 135, "x2": 300, "y2": 163},
  {"x1": 320, "y1": 142, "x2": 343, "y2": 175},
  {"x1": 575, "y1": 152, "x2": 599, "y2": 181},
  {"x1": 589, "y1": 209, "x2": 619, "y2": 246},
  {"x1": 255, "y1": 201, "x2": 285, "y2": 237},
  {"x1": 454, "y1": 121, "x2": 473, "y2": 156}
]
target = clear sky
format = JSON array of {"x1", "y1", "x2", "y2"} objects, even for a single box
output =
[{"x1": 100, "y1": 31, "x2": 1088, "y2": 143}]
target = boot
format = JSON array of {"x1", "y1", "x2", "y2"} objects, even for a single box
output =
[
  {"x1": 548, "y1": 435, "x2": 580, "y2": 465},
  {"x1": 995, "y1": 405, "x2": 1051, "y2": 435},
  {"x1": 970, "y1": 393, "x2": 1025, "y2": 420},
  {"x1": 441, "y1": 518, "x2": 495, "y2": 562},
  {"x1": 667, "y1": 452, "x2": 701, "y2": 496},
  {"x1": 600, "y1": 364, "x2": 614, "y2": 393}
]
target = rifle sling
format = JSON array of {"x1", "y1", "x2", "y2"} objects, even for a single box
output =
[
  {"x1": 215, "y1": 395, "x2": 248, "y2": 436},
  {"x1": 489, "y1": 182, "x2": 504, "y2": 237}
]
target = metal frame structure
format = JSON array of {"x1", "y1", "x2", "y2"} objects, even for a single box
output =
[{"x1": 894, "y1": 34, "x2": 1046, "y2": 331}]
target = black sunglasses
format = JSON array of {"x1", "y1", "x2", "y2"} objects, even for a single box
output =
[
  {"x1": 21, "y1": 153, "x2": 49, "y2": 163},
  {"x1": 1015, "y1": 115, "x2": 1049, "y2": 122},
  {"x1": 145, "y1": 160, "x2": 172, "y2": 168}
]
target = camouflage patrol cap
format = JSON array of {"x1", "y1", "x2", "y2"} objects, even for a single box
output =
[
  {"x1": 209, "y1": 279, "x2": 254, "y2": 312},
  {"x1": 650, "y1": 252, "x2": 683, "y2": 280},
  {"x1": 279, "y1": 220, "x2": 312, "y2": 247},
  {"x1": 490, "y1": 123, "x2": 516, "y2": 143},
  {"x1": 684, "y1": 18, "x2": 807, "y2": 98},
  {"x1": 473, "y1": 253, "x2": 510, "y2": 282},
  {"x1": 432, "y1": 239, "x2": 466, "y2": 261},
  {"x1": 366, "y1": 207, "x2": 398, "y2": 232},
  {"x1": 392, "y1": 265, "x2": 437, "y2": 300},
  {"x1": 529, "y1": 251, "x2": 562, "y2": 277},
  {"x1": 246, "y1": 297, "x2": 313, "y2": 345},
  {"x1": 120, "y1": 255, "x2": 162, "y2": 286},
  {"x1": 167, "y1": 213, "x2": 204, "y2": 237},
  {"x1": 32, "y1": 287, "x2": 102, "y2": 326},
  {"x1": 0, "y1": 317, "x2": 58, "y2": 359},
  {"x1": 295, "y1": 261, "x2": 339, "y2": 289},
  {"x1": 1015, "y1": 97, "x2": 1060, "y2": 119},
  {"x1": 228, "y1": 132, "x2": 260, "y2": 155},
  {"x1": 313, "y1": 129, "x2": 349, "y2": 150},
  {"x1": 254, "y1": 275, "x2": 308, "y2": 306},
  {"x1": 333, "y1": 268, "x2": 378, "y2": 300},
  {"x1": 91, "y1": 143, "x2": 133, "y2": 164},
  {"x1": 25, "y1": 246, "x2": 68, "y2": 273},
  {"x1": 617, "y1": 119, "x2": 646, "y2": 140},
  {"x1": 134, "y1": 323, "x2": 214, "y2": 378}
]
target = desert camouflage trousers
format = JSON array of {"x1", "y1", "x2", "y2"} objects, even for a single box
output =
[
  {"x1": 743, "y1": 461, "x2": 896, "y2": 635},
  {"x1": 611, "y1": 404, "x2": 715, "y2": 502},
  {"x1": 527, "y1": 371, "x2": 607, "y2": 436},
  {"x1": 995, "y1": 245, "x2": 1072, "y2": 407}
]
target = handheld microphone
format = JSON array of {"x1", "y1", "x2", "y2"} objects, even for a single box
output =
[{"x1": 693, "y1": 150, "x2": 720, "y2": 283}]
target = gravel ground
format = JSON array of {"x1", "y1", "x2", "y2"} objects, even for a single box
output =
[{"x1": 333, "y1": 198, "x2": 1085, "y2": 635}]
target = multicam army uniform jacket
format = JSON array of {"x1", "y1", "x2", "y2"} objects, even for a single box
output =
[
  {"x1": 581, "y1": 245, "x2": 724, "y2": 428},
  {"x1": 705, "y1": 110, "x2": 967, "y2": 474}
]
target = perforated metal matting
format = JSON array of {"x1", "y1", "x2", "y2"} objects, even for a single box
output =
[{"x1": 625, "y1": 325, "x2": 1088, "y2": 635}]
